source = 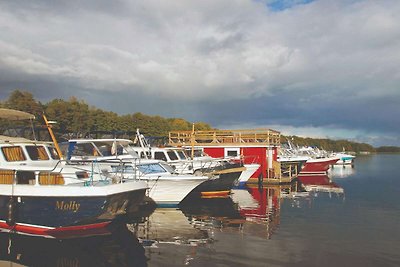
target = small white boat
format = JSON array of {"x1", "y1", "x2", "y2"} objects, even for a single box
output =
[
  {"x1": 234, "y1": 163, "x2": 260, "y2": 188},
  {"x1": 330, "y1": 152, "x2": 355, "y2": 165}
]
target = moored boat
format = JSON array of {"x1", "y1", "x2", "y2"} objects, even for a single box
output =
[
  {"x1": 0, "y1": 176, "x2": 147, "y2": 238},
  {"x1": 278, "y1": 140, "x2": 339, "y2": 176},
  {"x1": 299, "y1": 157, "x2": 340, "y2": 176},
  {"x1": 233, "y1": 163, "x2": 260, "y2": 188},
  {"x1": 64, "y1": 138, "x2": 245, "y2": 204},
  {"x1": 63, "y1": 138, "x2": 210, "y2": 207},
  {"x1": 330, "y1": 152, "x2": 355, "y2": 165},
  {"x1": 187, "y1": 165, "x2": 245, "y2": 199},
  {"x1": 0, "y1": 108, "x2": 149, "y2": 238}
]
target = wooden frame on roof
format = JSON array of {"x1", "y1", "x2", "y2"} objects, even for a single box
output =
[{"x1": 169, "y1": 128, "x2": 281, "y2": 147}]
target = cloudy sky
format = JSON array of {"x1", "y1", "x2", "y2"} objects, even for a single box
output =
[{"x1": 0, "y1": 0, "x2": 399, "y2": 146}]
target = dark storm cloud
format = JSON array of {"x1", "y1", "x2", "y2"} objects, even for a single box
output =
[{"x1": 0, "y1": 0, "x2": 399, "y2": 146}]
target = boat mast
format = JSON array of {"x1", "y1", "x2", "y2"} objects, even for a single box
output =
[
  {"x1": 42, "y1": 113, "x2": 63, "y2": 159},
  {"x1": 136, "y1": 128, "x2": 150, "y2": 159},
  {"x1": 190, "y1": 123, "x2": 195, "y2": 160}
]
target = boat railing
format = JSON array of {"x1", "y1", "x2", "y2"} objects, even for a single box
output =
[
  {"x1": 0, "y1": 158, "x2": 144, "y2": 186},
  {"x1": 169, "y1": 128, "x2": 281, "y2": 147}
]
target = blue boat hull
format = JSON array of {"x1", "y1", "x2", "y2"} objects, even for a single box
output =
[{"x1": 0, "y1": 189, "x2": 146, "y2": 238}]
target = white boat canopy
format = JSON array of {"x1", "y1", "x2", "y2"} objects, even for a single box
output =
[{"x1": 0, "y1": 108, "x2": 35, "y2": 120}]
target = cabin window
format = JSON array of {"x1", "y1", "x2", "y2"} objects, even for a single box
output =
[
  {"x1": 16, "y1": 171, "x2": 35, "y2": 184},
  {"x1": 167, "y1": 151, "x2": 178, "y2": 161},
  {"x1": 97, "y1": 144, "x2": 112, "y2": 156},
  {"x1": 1, "y1": 146, "x2": 26, "y2": 161},
  {"x1": 47, "y1": 146, "x2": 60, "y2": 160},
  {"x1": 0, "y1": 169, "x2": 15, "y2": 184},
  {"x1": 154, "y1": 152, "x2": 167, "y2": 161},
  {"x1": 39, "y1": 172, "x2": 65, "y2": 185},
  {"x1": 26, "y1": 145, "x2": 50, "y2": 161},
  {"x1": 176, "y1": 151, "x2": 187, "y2": 160},
  {"x1": 138, "y1": 151, "x2": 151, "y2": 159},
  {"x1": 72, "y1": 143, "x2": 96, "y2": 157}
]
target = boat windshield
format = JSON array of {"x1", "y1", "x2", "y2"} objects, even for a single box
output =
[
  {"x1": 137, "y1": 163, "x2": 168, "y2": 174},
  {"x1": 159, "y1": 161, "x2": 175, "y2": 173},
  {"x1": 63, "y1": 140, "x2": 139, "y2": 159}
]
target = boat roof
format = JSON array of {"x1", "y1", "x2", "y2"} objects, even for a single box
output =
[
  {"x1": 68, "y1": 138, "x2": 133, "y2": 144},
  {"x1": 0, "y1": 135, "x2": 52, "y2": 145},
  {"x1": 133, "y1": 146, "x2": 183, "y2": 151},
  {"x1": 0, "y1": 108, "x2": 35, "y2": 120}
]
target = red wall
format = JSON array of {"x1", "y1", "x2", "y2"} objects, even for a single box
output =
[
  {"x1": 273, "y1": 147, "x2": 278, "y2": 161},
  {"x1": 204, "y1": 147, "x2": 225, "y2": 158},
  {"x1": 204, "y1": 147, "x2": 272, "y2": 178}
]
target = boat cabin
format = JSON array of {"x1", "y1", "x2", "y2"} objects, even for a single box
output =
[
  {"x1": 132, "y1": 146, "x2": 223, "y2": 175},
  {"x1": 0, "y1": 136, "x2": 79, "y2": 185}
]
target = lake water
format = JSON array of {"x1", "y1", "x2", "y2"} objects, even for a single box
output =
[{"x1": 1, "y1": 154, "x2": 399, "y2": 266}]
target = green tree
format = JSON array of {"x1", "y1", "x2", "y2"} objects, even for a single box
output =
[{"x1": 4, "y1": 90, "x2": 43, "y2": 116}]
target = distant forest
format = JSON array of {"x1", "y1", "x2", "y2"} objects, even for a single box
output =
[{"x1": 0, "y1": 90, "x2": 398, "y2": 153}]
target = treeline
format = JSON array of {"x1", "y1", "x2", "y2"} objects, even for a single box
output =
[
  {"x1": 1, "y1": 90, "x2": 398, "y2": 152},
  {"x1": 0, "y1": 90, "x2": 212, "y2": 140},
  {"x1": 376, "y1": 146, "x2": 400, "y2": 153},
  {"x1": 282, "y1": 136, "x2": 376, "y2": 153}
]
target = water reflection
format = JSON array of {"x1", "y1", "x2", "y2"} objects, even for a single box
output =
[
  {"x1": 329, "y1": 164, "x2": 355, "y2": 178},
  {"x1": 135, "y1": 186, "x2": 291, "y2": 244},
  {"x1": 0, "y1": 179, "x2": 347, "y2": 267},
  {"x1": 131, "y1": 208, "x2": 209, "y2": 244},
  {"x1": 0, "y1": 223, "x2": 148, "y2": 267},
  {"x1": 299, "y1": 175, "x2": 345, "y2": 195}
]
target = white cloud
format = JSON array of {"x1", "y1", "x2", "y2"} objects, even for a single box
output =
[
  {"x1": 0, "y1": 0, "x2": 399, "y2": 145},
  {"x1": 1, "y1": 0, "x2": 399, "y2": 100}
]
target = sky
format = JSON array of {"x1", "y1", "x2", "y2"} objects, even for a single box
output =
[{"x1": 0, "y1": 0, "x2": 399, "y2": 147}]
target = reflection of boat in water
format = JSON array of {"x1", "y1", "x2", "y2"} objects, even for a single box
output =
[
  {"x1": 131, "y1": 208, "x2": 209, "y2": 244},
  {"x1": 230, "y1": 189, "x2": 259, "y2": 209},
  {"x1": 180, "y1": 198, "x2": 247, "y2": 236},
  {"x1": 181, "y1": 187, "x2": 282, "y2": 239},
  {"x1": 130, "y1": 208, "x2": 211, "y2": 266},
  {"x1": 180, "y1": 197, "x2": 243, "y2": 221},
  {"x1": 0, "y1": 223, "x2": 147, "y2": 267},
  {"x1": 299, "y1": 175, "x2": 344, "y2": 194},
  {"x1": 122, "y1": 195, "x2": 157, "y2": 224},
  {"x1": 329, "y1": 164, "x2": 355, "y2": 178}
]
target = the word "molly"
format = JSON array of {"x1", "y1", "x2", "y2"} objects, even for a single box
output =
[{"x1": 56, "y1": 201, "x2": 81, "y2": 213}]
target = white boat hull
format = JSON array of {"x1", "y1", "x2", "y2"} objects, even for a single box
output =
[{"x1": 140, "y1": 177, "x2": 208, "y2": 207}]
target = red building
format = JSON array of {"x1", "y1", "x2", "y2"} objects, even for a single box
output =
[{"x1": 169, "y1": 129, "x2": 287, "y2": 182}]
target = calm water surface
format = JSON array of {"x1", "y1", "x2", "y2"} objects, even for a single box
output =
[{"x1": 1, "y1": 154, "x2": 399, "y2": 266}]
